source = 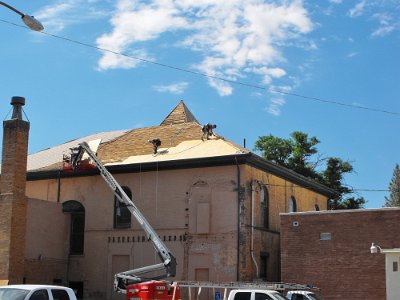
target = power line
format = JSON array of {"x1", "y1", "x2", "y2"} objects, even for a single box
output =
[
  {"x1": 261, "y1": 182, "x2": 388, "y2": 192},
  {"x1": 1, "y1": 18, "x2": 400, "y2": 116}
]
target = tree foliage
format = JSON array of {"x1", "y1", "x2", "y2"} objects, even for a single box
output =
[
  {"x1": 254, "y1": 131, "x2": 365, "y2": 209},
  {"x1": 384, "y1": 164, "x2": 400, "y2": 207}
]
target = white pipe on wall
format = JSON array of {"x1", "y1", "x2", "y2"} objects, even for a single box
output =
[{"x1": 251, "y1": 180, "x2": 259, "y2": 278}]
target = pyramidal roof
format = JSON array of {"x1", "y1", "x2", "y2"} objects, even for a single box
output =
[
  {"x1": 25, "y1": 101, "x2": 248, "y2": 172},
  {"x1": 160, "y1": 100, "x2": 199, "y2": 126}
]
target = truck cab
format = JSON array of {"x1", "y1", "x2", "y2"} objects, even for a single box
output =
[
  {"x1": 228, "y1": 289, "x2": 287, "y2": 300},
  {"x1": 0, "y1": 285, "x2": 77, "y2": 300}
]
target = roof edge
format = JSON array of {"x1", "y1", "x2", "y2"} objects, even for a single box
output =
[{"x1": 27, "y1": 152, "x2": 334, "y2": 197}]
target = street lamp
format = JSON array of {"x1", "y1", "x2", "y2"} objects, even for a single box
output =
[{"x1": 0, "y1": 2, "x2": 43, "y2": 31}]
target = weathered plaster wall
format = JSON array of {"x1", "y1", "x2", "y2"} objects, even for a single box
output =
[
  {"x1": 24, "y1": 198, "x2": 69, "y2": 284},
  {"x1": 26, "y1": 165, "x2": 240, "y2": 300}
]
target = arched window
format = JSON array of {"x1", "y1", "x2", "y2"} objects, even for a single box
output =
[
  {"x1": 289, "y1": 196, "x2": 297, "y2": 213},
  {"x1": 260, "y1": 185, "x2": 269, "y2": 229},
  {"x1": 63, "y1": 200, "x2": 85, "y2": 255},
  {"x1": 114, "y1": 186, "x2": 132, "y2": 228}
]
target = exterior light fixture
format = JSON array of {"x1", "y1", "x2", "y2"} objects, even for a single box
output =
[
  {"x1": 370, "y1": 242, "x2": 382, "y2": 254},
  {"x1": 0, "y1": 2, "x2": 44, "y2": 31}
]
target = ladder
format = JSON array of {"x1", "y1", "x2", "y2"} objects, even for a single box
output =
[{"x1": 176, "y1": 281, "x2": 313, "y2": 300}]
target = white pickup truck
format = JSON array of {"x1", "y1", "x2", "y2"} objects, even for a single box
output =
[
  {"x1": 286, "y1": 290, "x2": 321, "y2": 300},
  {"x1": 227, "y1": 289, "x2": 287, "y2": 300},
  {"x1": 0, "y1": 284, "x2": 77, "y2": 300}
]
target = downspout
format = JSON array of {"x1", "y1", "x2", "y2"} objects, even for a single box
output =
[
  {"x1": 235, "y1": 157, "x2": 240, "y2": 281},
  {"x1": 57, "y1": 170, "x2": 61, "y2": 203},
  {"x1": 251, "y1": 180, "x2": 259, "y2": 278}
]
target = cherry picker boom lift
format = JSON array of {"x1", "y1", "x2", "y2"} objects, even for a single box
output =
[{"x1": 66, "y1": 141, "x2": 177, "y2": 295}]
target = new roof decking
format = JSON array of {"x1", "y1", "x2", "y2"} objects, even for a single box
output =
[
  {"x1": 107, "y1": 139, "x2": 247, "y2": 165},
  {"x1": 97, "y1": 122, "x2": 208, "y2": 164}
]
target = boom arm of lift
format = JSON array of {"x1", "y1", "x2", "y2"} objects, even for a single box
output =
[{"x1": 74, "y1": 142, "x2": 177, "y2": 294}]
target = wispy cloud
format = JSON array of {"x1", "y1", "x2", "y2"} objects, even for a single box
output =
[
  {"x1": 34, "y1": 0, "x2": 108, "y2": 33},
  {"x1": 371, "y1": 13, "x2": 395, "y2": 37},
  {"x1": 96, "y1": 0, "x2": 314, "y2": 97},
  {"x1": 153, "y1": 82, "x2": 189, "y2": 94},
  {"x1": 348, "y1": 0, "x2": 367, "y2": 18},
  {"x1": 266, "y1": 85, "x2": 292, "y2": 116},
  {"x1": 346, "y1": 52, "x2": 358, "y2": 58}
]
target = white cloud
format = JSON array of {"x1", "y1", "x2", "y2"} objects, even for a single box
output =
[
  {"x1": 329, "y1": 0, "x2": 342, "y2": 4},
  {"x1": 35, "y1": 0, "x2": 107, "y2": 32},
  {"x1": 348, "y1": 0, "x2": 367, "y2": 18},
  {"x1": 266, "y1": 85, "x2": 291, "y2": 116},
  {"x1": 371, "y1": 25, "x2": 395, "y2": 37},
  {"x1": 346, "y1": 52, "x2": 358, "y2": 58},
  {"x1": 153, "y1": 82, "x2": 189, "y2": 94},
  {"x1": 96, "y1": 0, "x2": 314, "y2": 96},
  {"x1": 371, "y1": 13, "x2": 396, "y2": 37}
]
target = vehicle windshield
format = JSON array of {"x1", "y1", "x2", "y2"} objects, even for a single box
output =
[{"x1": 0, "y1": 288, "x2": 29, "y2": 300}]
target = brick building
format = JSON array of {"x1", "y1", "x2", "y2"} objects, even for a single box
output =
[
  {"x1": 280, "y1": 208, "x2": 400, "y2": 299},
  {"x1": 1, "y1": 99, "x2": 334, "y2": 299}
]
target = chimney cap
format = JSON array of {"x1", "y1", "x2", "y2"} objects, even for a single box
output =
[{"x1": 11, "y1": 96, "x2": 25, "y2": 106}]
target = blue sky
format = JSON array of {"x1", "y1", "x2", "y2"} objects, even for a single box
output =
[{"x1": 0, "y1": 0, "x2": 399, "y2": 208}]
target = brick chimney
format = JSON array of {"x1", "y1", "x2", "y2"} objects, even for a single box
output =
[{"x1": 0, "y1": 96, "x2": 30, "y2": 284}]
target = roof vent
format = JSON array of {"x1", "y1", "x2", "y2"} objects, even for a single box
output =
[{"x1": 11, "y1": 96, "x2": 25, "y2": 120}]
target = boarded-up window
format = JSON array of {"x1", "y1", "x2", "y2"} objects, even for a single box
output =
[
  {"x1": 195, "y1": 268, "x2": 209, "y2": 300},
  {"x1": 197, "y1": 203, "x2": 210, "y2": 233}
]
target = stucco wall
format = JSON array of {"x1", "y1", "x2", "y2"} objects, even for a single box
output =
[
  {"x1": 26, "y1": 165, "x2": 240, "y2": 300},
  {"x1": 24, "y1": 198, "x2": 69, "y2": 284},
  {"x1": 24, "y1": 162, "x2": 330, "y2": 299}
]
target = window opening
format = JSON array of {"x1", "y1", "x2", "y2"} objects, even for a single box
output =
[
  {"x1": 260, "y1": 186, "x2": 269, "y2": 228},
  {"x1": 260, "y1": 253, "x2": 269, "y2": 280},
  {"x1": 114, "y1": 186, "x2": 132, "y2": 228},
  {"x1": 289, "y1": 196, "x2": 297, "y2": 212},
  {"x1": 63, "y1": 201, "x2": 85, "y2": 255}
]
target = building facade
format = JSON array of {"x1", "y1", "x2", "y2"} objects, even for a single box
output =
[
  {"x1": 280, "y1": 208, "x2": 400, "y2": 300},
  {"x1": 1, "y1": 100, "x2": 334, "y2": 300}
]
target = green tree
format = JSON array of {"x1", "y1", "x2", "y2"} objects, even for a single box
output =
[
  {"x1": 254, "y1": 132, "x2": 365, "y2": 209},
  {"x1": 254, "y1": 131, "x2": 321, "y2": 179},
  {"x1": 384, "y1": 164, "x2": 400, "y2": 207}
]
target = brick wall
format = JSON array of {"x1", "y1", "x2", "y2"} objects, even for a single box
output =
[
  {"x1": 281, "y1": 208, "x2": 400, "y2": 299},
  {"x1": 0, "y1": 116, "x2": 30, "y2": 283}
]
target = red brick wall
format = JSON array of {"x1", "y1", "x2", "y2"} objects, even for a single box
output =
[{"x1": 280, "y1": 208, "x2": 400, "y2": 300}]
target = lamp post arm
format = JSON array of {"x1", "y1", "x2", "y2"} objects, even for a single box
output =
[
  {"x1": 0, "y1": 2, "x2": 24, "y2": 16},
  {"x1": 0, "y1": 2, "x2": 44, "y2": 31}
]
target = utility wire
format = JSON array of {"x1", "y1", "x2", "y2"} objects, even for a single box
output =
[
  {"x1": 262, "y1": 182, "x2": 388, "y2": 192},
  {"x1": 1, "y1": 18, "x2": 400, "y2": 116}
]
